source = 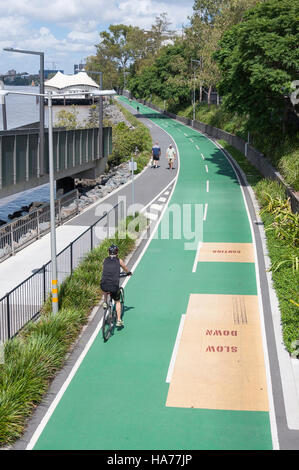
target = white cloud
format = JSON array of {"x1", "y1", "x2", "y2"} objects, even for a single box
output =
[{"x1": 0, "y1": 0, "x2": 193, "y2": 74}]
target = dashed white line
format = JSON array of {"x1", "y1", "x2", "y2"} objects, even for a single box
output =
[
  {"x1": 166, "y1": 315, "x2": 186, "y2": 383},
  {"x1": 151, "y1": 204, "x2": 163, "y2": 212},
  {"x1": 144, "y1": 212, "x2": 158, "y2": 221},
  {"x1": 164, "y1": 191, "x2": 170, "y2": 195},
  {"x1": 192, "y1": 241, "x2": 203, "y2": 273},
  {"x1": 196, "y1": 145, "x2": 200, "y2": 151},
  {"x1": 201, "y1": 153, "x2": 205, "y2": 160},
  {"x1": 206, "y1": 180, "x2": 209, "y2": 193},
  {"x1": 158, "y1": 197, "x2": 167, "y2": 203},
  {"x1": 203, "y1": 203, "x2": 208, "y2": 221},
  {"x1": 205, "y1": 165, "x2": 208, "y2": 173}
]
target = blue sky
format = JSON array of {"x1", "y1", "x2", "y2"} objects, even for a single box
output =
[{"x1": 0, "y1": 0, "x2": 194, "y2": 75}]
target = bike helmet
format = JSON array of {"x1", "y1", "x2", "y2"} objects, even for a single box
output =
[{"x1": 108, "y1": 244, "x2": 119, "y2": 255}]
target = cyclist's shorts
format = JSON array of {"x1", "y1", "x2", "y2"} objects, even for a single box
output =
[
  {"x1": 110, "y1": 289, "x2": 121, "y2": 301},
  {"x1": 101, "y1": 284, "x2": 121, "y2": 301}
]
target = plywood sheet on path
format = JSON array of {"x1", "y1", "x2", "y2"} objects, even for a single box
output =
[
  {"x1": 198, "y1": 243, "x2": 255, "y2": 263},
  {"x1": 166, "y1": 294, "x2": 269, "y2": 412}
]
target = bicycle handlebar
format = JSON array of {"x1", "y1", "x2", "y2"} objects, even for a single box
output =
[{"x1": 120, "y1": 271, "x2": 132, "y2": 277}]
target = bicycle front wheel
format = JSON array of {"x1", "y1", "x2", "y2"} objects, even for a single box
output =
[{"x1": 119, "y1": 288, "x2": 125, "y2": 319}]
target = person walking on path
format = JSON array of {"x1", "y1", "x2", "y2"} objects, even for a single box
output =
[
  {"x1": 166, "y1": 144, "x2": 176, "y2": 170},
  {"x1": 151, "y1": 142, "x2": 161, "y2": 168}
]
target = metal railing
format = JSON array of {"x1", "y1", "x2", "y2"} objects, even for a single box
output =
[
  {"x1": 0, "y1": 200, "x2": 124, "y2": 341},
  {"x1": 0, "y1": 189, "x2": 80, "y2": 261}
]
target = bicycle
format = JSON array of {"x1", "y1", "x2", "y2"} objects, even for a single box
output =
[{"x1": 102, "y1": 272, "x2": 129, "y2": 342}]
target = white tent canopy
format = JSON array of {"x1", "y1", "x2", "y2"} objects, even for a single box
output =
[{"x1": 45, "y1": 71, "x2": 99, "y2": 92}]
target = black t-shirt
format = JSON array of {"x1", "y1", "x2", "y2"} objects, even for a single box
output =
[{"x1": 101, "y1": 256, "x2": 120, "y2": 292}]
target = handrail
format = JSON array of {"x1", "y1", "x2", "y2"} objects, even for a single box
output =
[{"x1": 0, "y1": 200, "x2": 123, "y2": 341}]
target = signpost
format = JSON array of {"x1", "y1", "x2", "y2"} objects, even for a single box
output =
[{"x1": 129, "y1": 147, "x2": 138, "y2": 217}]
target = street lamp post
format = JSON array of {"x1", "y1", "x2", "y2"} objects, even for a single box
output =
[
  {"x1": 84, "y1": 70, "x2": 103, "y2": 158},
  {"x1": 191, "y1": 59, "x2": 201, "y2": 123},
  {"x1": 3, "y1": 48, "x2": 45, "y2": 176},
  {"x1": 0, "y1": 88, "x2": 58, "y2": 313}
]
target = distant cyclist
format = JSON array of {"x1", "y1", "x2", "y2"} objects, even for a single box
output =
[{"x1": 100, "y1": 244, "x2": 132, "y2": 327}]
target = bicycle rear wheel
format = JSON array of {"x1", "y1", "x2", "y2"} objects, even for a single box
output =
[{"x1": 102, "y1": 304, "x2": 113, "y2": 341}]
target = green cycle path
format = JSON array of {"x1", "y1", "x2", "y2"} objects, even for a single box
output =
[{"x1": 30, "y1": 97, "x2": 274, "y2": 450}]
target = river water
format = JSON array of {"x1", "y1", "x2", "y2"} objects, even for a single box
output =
[{"x1": 0, "y1": 86, "x2": 92, "y2": 222}]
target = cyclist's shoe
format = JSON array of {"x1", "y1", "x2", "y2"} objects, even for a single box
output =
[
  {"x1": 103, "y1": 302, "x2": 108, "y2": 309},
  {"x1": 116, "y1": 319, "x2": 124, "y2": 327}
]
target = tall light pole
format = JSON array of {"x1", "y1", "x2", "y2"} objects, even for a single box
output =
[
  {"x1": 0, "y1": 88, "x2": 58, "y2": 314},
  {"x1": 3, "y1": 48, "x2": 45, "y2": 176},
  {"x1": 84, "y1": 69, "x2": 103, "y2": 158},
  {"x1": 191, "y1": 59, "x2": 201, "y2": 123}
]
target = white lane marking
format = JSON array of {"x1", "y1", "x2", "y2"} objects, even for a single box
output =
[
  {"x1": 201, "y1": 153, "x2": 205, "y2": 160},
  {"x1": 144, "y1": 212, "x2": 158, "y2": 221},
  {"x1": 190, "y1": 139, "x2": 194, "y2": 143},
  {"x1": 151, "y1": 204, "x2": 163, "y2": 212},
  {"x1": 203, "y1": 203, "x2": 208, "y2": 221},
  {"x1": 206, "y1": 180, "x2": 209, "y2": 193},
  {"x1": 192, "y1": 241, "x2": 203, "y2": 273},
  {"x1": 164, "y1": 191, "x2": 170, "y2": 195},
  {"x1": 184, "y1": 133, "x2": 188, "y2": 136},
  {"x1": 166, "y1": 315, "x2": 186, "y2": 383},
  {"x1": 196, "y1": 145, "x2": 200, "y2": 151},
  {"x1": 205, "y1": 165, "x2": 208, "y2": 173},
  {"x1": 158, "y1": 197, "x2": 167, "y2": 202}
]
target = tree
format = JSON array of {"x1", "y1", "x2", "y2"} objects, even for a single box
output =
[
  {"x1": 189, "y1": 0, "x2": 262, "y2": 104},
  {"x1": 214, "y1": 0, "x2": 299, "y2": 133},
  {"x1": 54, "y1": 107, "x2": 79, "y2": 130}
]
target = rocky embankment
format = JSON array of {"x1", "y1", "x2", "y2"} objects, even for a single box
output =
[{"x1": 75, "y1": 160, "x2": 132, "y2": 211}]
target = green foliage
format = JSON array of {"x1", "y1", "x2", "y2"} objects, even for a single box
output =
[
  {"x1": 108, "y1": 101, "x2": 152, "y2": 171},
  {"x1": 259, "y1": 209, "x2": 299, "y2": 354},
  {"x1": 54, "y1": 107, "x2": 79, "y2": 130},
  {"x1": 129, "y1": 43, "x2": 191, "y2": 106},
  {"x1": 214, "y1": 0, "x2": 299, "y2": 134}
]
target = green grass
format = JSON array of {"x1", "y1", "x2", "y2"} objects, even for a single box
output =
[{"x1": 0, "y1": 215, "x2": 147, "y2": 447}]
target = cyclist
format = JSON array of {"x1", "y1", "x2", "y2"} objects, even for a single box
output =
[{"x1": 100, "y1": 244, "x2": 132, "y2": 327}]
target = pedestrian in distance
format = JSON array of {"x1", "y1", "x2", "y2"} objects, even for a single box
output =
[
  {"x1": 151, "y1": 142, "x2": 161, "y2": 168},
  {"x1": 166, "y1": 144, "x2": 176, "y2": 170}
]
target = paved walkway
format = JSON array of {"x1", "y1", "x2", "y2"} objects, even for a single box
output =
[
  {"x1": 13, "y1": 97, "x2": 299, "y2": 450},
  {"x1": 0, "y1": 110, "x2": 176, "y2": 299}
]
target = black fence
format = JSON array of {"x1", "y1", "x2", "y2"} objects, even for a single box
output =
[
  {"x1": 0, "y1": 200, "x2": 124, "y2": 342},
  {"x1": 0, "y1": 189, "x2": 79, "y2": 262}
]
